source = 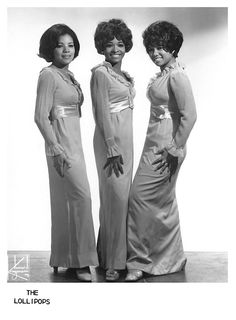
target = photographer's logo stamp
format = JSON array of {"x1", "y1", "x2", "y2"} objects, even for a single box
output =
[{"x1": 8, "y1": 254, "x2": 30, "y2": 281}]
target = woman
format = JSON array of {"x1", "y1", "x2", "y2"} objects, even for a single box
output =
[
  {"x1": 90, "y1": 19, "x2": 135, "y2": 281},
  {"x1": 126, "y1": 21, "x2": 197, "y2": 281},
  {"x1": 34, "y1": 24, "x2": 98, "y2": 281}
]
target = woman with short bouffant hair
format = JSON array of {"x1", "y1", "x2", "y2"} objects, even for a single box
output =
[
  {"x1": 94, "y1": 19, "x2": 133, "y2": 54},
  {"x1": 90, "y1": 19, "x2": 135, "y2": 281},
  {"x1": 35, "y1": 24, "x2": 98, "y2": 281},
  {"x1": 126, "y1": 21, "x2": 197, "y2": 281}
]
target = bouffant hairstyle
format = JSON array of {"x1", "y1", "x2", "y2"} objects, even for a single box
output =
[
  {"x1": 38, "y1": 24, "x2": 80, "y2": 62},
  {"x1": 142, "y1": 21, "x2": 183, "y2": 58},
  {"x1": 94, "y1": 19, "x2": 133, "y2": 54}
]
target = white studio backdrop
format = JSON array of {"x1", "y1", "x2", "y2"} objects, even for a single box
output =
[{"x1": 7, "y1": 7, "x2": 228, "y2": 251}]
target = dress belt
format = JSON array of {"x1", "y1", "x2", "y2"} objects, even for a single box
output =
[
  {"x1": 151, "y1": 104, "x2": 173, "y2": 120},
  {"x1": 50, "y1": 104, "x2": 81, "y2": 121},
  {"x1": 110, "y1": 98, "x2": 134, "y2": 113}
]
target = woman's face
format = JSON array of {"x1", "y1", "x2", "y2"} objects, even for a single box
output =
[
  {"x1": 103, "y1": 37, "x2": 126, "y2": 65},
  {"x1": 148, "y1": 47, "x2": 175, "y2": 69},
  {"x1": 53, "y1": 34, "x2": 75, "y2": 68}
]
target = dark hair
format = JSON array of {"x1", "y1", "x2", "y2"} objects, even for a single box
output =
[
  {"x1": 94, "y1": 19, "x2": 133, "y2": 54},
  {"x1": 38, "y1": 24, "x2": 80, "y2": 62},
  {"x1": 142, "y1": 21, "x2": 183, "y2": 58}
]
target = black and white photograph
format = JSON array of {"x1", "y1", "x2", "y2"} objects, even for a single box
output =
[{"x1": 1, "y1": 1, "x2": 235, "y2": 319}]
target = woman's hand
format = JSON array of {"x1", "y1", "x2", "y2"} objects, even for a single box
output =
[
  {"x1": 53, "y1": 153, "x2": 71, "y2": 177},
  {"x1": 103, "y1": 155, "x2": 124, "y2": 178},
  {"x1": 152, "y1": 149, "x2": 178, "y2": 182}
]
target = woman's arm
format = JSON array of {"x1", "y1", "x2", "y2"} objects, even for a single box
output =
[
  {"x1": 167, "y1": 70, "x2": 197, "y2": 156},
  {"x1": 90, "y1": 69, "x2": 121, "y2": 158},
  {"x1": 34, "y1": 70, "x2": 65, "y2": 156},
  {"x1": 34, "y1": 70, "x2": 71, "y2": 176},
  {"x1": 90, "y1": 68, "x2": 123, "y2": 177},
  {"x1": 153, "y1": 69, "x2": 197, "y2": 180}
]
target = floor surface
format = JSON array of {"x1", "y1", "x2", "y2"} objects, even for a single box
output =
[{"x1": 7, "y1": 251, "x2": 228, "y2": 283}]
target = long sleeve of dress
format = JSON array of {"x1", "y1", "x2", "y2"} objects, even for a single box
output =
[
  {"x1": 34, "y1": 70, "x2": 65, "y2": 156},
  {"x1": 167, "y1": 71, "x2": 197, "y2": 156},
  {"x1": 90, "y1": 69, "x2": 121, "y2": 158}
]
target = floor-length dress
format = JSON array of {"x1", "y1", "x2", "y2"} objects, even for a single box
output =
[
  {"x1": 127, "y1": 62, "x2": 197, "y2": 275},
  {"x1": 35, "y1": 65, "x2": 98, "y2": 268},
  {"x1": 90, "y1": 61, "x2": 135, "y2": 270}
]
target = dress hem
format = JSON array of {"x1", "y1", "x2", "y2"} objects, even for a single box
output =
[
  {"x1": 126, "y1": 257, "x2": 187, "y2": 276},
  {"x1": 49, "y1": 251, "x2": 98, "y2": 268}
]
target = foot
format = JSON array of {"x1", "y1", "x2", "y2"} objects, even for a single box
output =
[
  {"x1": 125, "y1": 269, "x2": 143, "y2": 282},
  {"x1": 75, "y1": 267, "x2": 92, "y2": 282},
  {"x1": 105, "y1": 269, "x2": 120, "y2": 282}
]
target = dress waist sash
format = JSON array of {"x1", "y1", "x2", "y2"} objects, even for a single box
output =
[
  {"x1": 50, "y1": 104, "x2": 81, "y2": 121},
  {"x1": 151, "y1": 104, "x2": 173, "y2": 120},
  {"x1": 110, "y1": 97, "x2": 134, "y2": 113}
]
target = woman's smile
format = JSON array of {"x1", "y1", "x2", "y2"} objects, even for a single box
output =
[
  {"x1": 103, "y1": 37, "x2": 126, "y2": 65},
  {"x1": 53, "y1": 34, "x2": 75, "y2": 68},
  {"x1": 148, "y1": 47, "x2": 175, "y2": 69}
]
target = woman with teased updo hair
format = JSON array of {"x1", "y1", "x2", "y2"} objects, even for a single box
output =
[
  {"x1": 126, "y1": 21, "x2": 197, "y2": 281},
  {"x1": 35, "y1": 24, "x2": 98, "y2": 281},
  {"x1": 90, "y1": 19, "x2": 135, "y2": 281},
  {"x1": 142, "y1": 20, "x2": 183, "y2": 58}
]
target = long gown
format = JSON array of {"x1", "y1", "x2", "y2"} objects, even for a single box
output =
[
  {"x1": 90, "y1": 61, "x2": 135, "y2": 270},
  {"x1": 127, "y1": 62, "x2": 197, "y2": 275},
  {"x1": 35, "y1": 64, "x2": 98, "y2": 268}
]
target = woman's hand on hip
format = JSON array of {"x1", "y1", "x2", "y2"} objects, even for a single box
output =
[
  {"x1": 152, "y1": 149, "x2": 178, "y2": 182},
  {"x1": 103, "y1": 155, "x2": 124, "y2": 178},
  {"x1": 53, "y1": 153, "x2": 71, "y2": 177}
]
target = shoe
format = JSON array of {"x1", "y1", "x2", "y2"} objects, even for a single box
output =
[
  {"x1": 105, "y1": 269, "x2": 120, "y2": 282},
  {"x1": 53, "y1": 267, "x2": 58, "y2": 274},
  {"x1": 75, "y1": 267, "x2": 92, "y2": 282},
  {"x1": 181, "y1": 259, "x2": 187, "y2": 271},
  {"x1": 125, "y1": 269, "x2": 143, "y2": 282}
]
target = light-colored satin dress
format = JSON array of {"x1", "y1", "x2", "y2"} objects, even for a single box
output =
[
  {"x1": 90, "y1": 61, "x2": 135, "y2": 270},
  {"x1": 35, "y1": 65, "x2": 98, "y2": 268},
  {"x1": 127, "y1": 62, "x2": 197, "y2": 275}
]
